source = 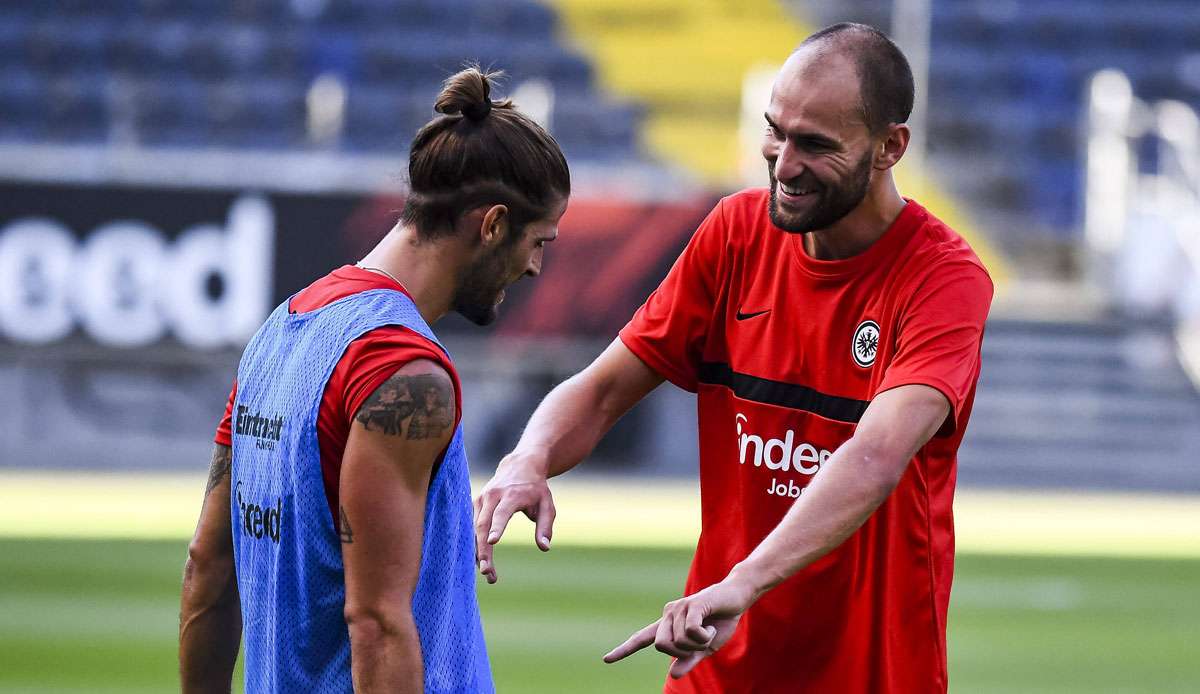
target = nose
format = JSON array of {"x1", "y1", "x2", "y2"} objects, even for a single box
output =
[
  {"x1": 771, "y1": 139, "x2": 805, "y2": 183},
  {"x1": 525, "y1": 247, "x2": 543, "y2": 278}
]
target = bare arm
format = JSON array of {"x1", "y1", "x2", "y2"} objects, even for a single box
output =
[
  {"x1": 341, "y1": 360, "x2": 456, "y2": 694},
  {"x1": 605, "y1": 384, "x2": 951, "y2": 678},
  {"x1": 180, "y1": 444, "x2": 241, "y2": 694},
  {"x1": 473, "y1": 338, "x2": 663, "y2": 582}
]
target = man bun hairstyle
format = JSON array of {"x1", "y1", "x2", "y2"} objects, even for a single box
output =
[
  {"x1": 800, "y1": 22, "x2": 914, "y2": 134},
  {"x1": 401, "y1": 65, "x2": 570, "y2": 240},
  {"x1": 434, "y1": 67, "x2": 497, "y2": 121}
]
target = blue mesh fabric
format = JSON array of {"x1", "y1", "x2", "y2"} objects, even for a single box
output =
[{"x1": 231, "y1": 288, "x2": 493, "y2": 693}]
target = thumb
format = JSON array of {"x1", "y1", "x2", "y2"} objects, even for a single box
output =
[{"x1": 669, "y1": 650, "x2": 708, "y2": 679}]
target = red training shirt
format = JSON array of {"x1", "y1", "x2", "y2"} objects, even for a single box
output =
[
  {"x1": 619, "y1": 189, "x2": 992, "y2": 693},
  {"x1": 214, "y1": 265, "x2": 462, "y2": 528}
]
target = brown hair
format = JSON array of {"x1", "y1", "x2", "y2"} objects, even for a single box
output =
[
  {"x1": 799, "y1": 23, "x2": 913, "y2": 134},
  {"x1": 400, "y1": 66, "x2": 571, "y2": 239}
]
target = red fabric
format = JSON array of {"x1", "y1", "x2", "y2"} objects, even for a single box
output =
[
  {"x1": 619, "y1": 190, "x2": 992, "y2": 694},
  {"x1": 215, "y1": 265, "x2": 461, "y2": 528}
]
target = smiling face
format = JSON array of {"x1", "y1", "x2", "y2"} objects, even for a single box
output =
[
  {"x1": 762, "y1": 49, "x2": 879, "y2": 234},
  {"x1": 452, "y1": 196, "x2": 567, "y2": 326}
]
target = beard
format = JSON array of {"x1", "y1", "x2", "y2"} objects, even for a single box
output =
[
  {"x1": 452, "y1": 241, "x2": 516, "y2": 326},
  {"x1": 767, "y1": 150, "x2": 873, "y2": 234}
]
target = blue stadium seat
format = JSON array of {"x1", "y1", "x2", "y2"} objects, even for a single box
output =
[
  {"x1": 931, "y1": 0, "x2": 1200, "y2": 235},
  {"x1": 552, "y1": 93, "x2": 641, "y2": 160},
  {"x1": 44, "y1": 76, "x2": 108, "y2": 143},
  {"x1": 0, "y1": 68, "x2": 45, "y2": 141},
  {"x1": 2, "y1": 1, "x2": 646, "y2": 160}
]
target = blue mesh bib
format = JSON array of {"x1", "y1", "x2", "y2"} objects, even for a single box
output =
[{"x1": 231, "y1": 288, "x2": 493, "y2": 693}]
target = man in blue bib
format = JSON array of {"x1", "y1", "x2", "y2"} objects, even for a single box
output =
[{"x1": 179, "y1": 67, "x2": 570, "y2": 694}]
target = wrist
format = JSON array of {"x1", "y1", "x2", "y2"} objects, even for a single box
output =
[
  {"x1": 725, "y1": 557, "x2": 778, "y2": 607},
  {"x1": 497, "y1": 448, "x2": 550, "y2": 479}
]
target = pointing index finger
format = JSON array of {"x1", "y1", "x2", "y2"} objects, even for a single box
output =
[{"x1": 603, "y1": 620, "x2": 659, "y2": 664}]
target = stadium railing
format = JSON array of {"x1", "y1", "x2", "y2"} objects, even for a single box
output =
[{"x1": 1084, "y1": 69, "x2": 1200, "y2": 387}]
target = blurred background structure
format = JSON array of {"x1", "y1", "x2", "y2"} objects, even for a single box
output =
[
  {"x1": 1, "y1": 1, "x2": 1198, "y2": 692},
  {"x1": 2, "y1": 0, "x2": 1199, "y2": 489}
]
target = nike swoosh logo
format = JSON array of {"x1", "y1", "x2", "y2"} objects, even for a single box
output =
[{"x1": 735, "y1": 309, "x2": 770, "y2": 321}]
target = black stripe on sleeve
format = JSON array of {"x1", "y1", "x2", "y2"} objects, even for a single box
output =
[{"x1": 697, "y1": 362, "x2": 869, "y2": 424}]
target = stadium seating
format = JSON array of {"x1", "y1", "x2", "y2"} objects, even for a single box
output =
[
  {"x1": 960, "y1": 318, "x2": 1200, "y2": 492},
  {"x1": 928, "y1": 0, "x2": 1200, "y2": 236},
  {"x1": 0, "y1": 0, "x2": 644, "y2": 161},
  {"x1": 7, "y1": 0, "x2": 1200, "y2": 239}
]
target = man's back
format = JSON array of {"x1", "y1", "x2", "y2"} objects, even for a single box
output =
[
  {"x1": 231, "y1": 288, "x2": 490, "y2": 692},
  {"x1": 179, "y1": 64, "x2": 569, "y2": 694}
]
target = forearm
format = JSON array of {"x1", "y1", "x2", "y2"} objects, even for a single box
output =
[
  {"x1": 348, "y1": 614, "x2": 424, "y2": 694},
  {"x1": 179, "y1": 559, "x2": 241, "y2": 693},
  {"x1": 727, "y1": 437, "x2": 906, "y2": 602},
  {"x1": 507, "y1": 369, "x2": 628, "y2": 478}
]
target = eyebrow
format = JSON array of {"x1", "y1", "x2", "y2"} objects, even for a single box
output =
[{"x1": 764, "y1": 113, "x2": 840, "y2": 149}]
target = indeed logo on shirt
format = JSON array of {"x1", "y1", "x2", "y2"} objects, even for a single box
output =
[
  {"x1": 736, "y1": 413, "x2": 833, "y2": 497},
  {"x1": 234, "y1": 405, "x2": 284, "y2": 451},
  {"x1": 235, "y1": 481, "x2": 282, "y2": 543}
]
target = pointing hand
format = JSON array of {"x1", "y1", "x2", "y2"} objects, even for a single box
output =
[
  {"x1": 473, "y1": 453, "x2": 556, "y2": 584},
  {"x1": 603, "y1": 579, "x2": 752, "y2": 679}
]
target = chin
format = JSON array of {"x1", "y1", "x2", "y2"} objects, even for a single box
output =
[
  {"x1": 768, "y1": 199, "x2": 816, "y2": 235},
  {"x1": 456, "y1": 304, "x2": 498, "y2": 326}
]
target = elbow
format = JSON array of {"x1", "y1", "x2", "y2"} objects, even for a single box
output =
[
  {"x1": 577, "y1": 369, "x2": 630, "y2": 424},
  {"x1": 183, "y1": 538, "x2": 235, "y2": 600},
  {"x1": 845, "y1": 438, "x2": 909, "y2": 494},
  {"x1": 186, "y1": 537, "x2": 233, "y2": 576},
  {"x1": 344, "y1": 604, "x2": 418, "y2": 649}
]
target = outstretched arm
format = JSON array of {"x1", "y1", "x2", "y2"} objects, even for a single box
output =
[
  {"x1": 474, "y1": 338, "x2": 664, "y2": 582},
  {"x1": 180, "y1": 443, "x2": 241, "y2": 694},
  {"x1": 341, "y1": 359, "x2": 456, "y2": 694},
  {"x1": 604, "y1": 384, "x2": 950, "y2": 678}
]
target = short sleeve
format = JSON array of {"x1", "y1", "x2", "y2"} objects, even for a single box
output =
[
  {"x1": 619, "y1": 199, "x2": 729, "y2": 392},
  {"x1": 875, "y1": 261, "x2": 993, "y2": 436},
  {"x1": 337, "y1": 327, "x2": 462, "y2": 431},
  {"x1": 214, "y1": 380, "x2": 236, "y2": 446}
]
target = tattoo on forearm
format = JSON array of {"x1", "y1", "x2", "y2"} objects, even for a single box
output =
[
  {"x1": 354, "y1": 371, "x2": 454, "y2": 440},
  {"x1": 205, "y1": 444, "x2": 232, "y2": 496},
  {"x1": 339, "y1": 505, "x2": 354, "y2": 544}
]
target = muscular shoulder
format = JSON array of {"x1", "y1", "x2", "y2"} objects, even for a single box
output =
[
  {"x1": 334, "y1": 326, "x2": 460, "y2": 429},
  {"x1": 682, "y1": 188, "x2": 776, "y2": 269},
  {"x1": 717, "y1": 189, "x2": 771, "y2": 236},
  {"x1": 910, "y1": 207, "x2": 992, "y2": 283},
  {"x1": 352, "y1": 359, "x2": 456, "y2": 442}
]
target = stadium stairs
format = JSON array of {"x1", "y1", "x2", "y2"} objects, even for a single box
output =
[
  {"x1": 960, "y1": 317, "x2": 1200, "y2": 493},
  {"x1": 545, "y1": 0, "x2": 805, "y2": 181},
  {"x1": 546, "y1": 0, "x2": 1011, "y2": 281}
]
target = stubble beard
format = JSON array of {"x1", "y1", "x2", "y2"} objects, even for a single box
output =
[
  {"x1": 452, "y1": 241, "x2": 515, "y2": 327},
  {"x1": 767, "y1": 150, "x2": 874, "y2": 234}
]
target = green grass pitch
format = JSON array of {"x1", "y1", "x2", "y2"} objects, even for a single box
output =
[{"x1": 0, "y1": 539, "x2": 1196, "y2": 693}]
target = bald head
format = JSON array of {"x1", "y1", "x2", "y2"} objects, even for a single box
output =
[{"x1": 790, "y1": 23, "x2": 914, "y2": 134}]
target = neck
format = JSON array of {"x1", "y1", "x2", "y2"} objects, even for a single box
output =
[
  {"x1": 802, "y1": 174, "x2": 907, "y2": 261},
  {"x1": 358, "y1": 225, "x2": 460, "y2": 325}
]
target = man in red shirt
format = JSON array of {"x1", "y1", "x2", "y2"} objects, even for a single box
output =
[{"x1": 475, "y1": 23, "x2": 992, "y2": 693}]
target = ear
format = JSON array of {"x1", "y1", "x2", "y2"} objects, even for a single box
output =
[
  {"x1": 479, "y1": 204, "x2": 509, "y2": 246},
  {"x1": 873, "y1": 123, "x2": 910, "y2": 171}
]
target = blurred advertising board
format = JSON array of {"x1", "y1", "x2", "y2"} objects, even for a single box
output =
[{"x1": 0, "y1": 181, "x2": 713, "y2": 471}]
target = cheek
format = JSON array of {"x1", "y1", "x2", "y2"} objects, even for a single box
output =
[
  {"x1": 761, "y1": 138, "x2": 781, "y2": 162},
  {"x1": 810, "y1": 157, "x2": 853, "y2": 184}
]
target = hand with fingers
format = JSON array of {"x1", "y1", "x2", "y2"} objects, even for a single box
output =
[
  {"x1": 603, "y1": 579, "x2": 754, "y2": 679},
  {"x1": 472, "y1": 453, "x2": 556, "y2": 584}
]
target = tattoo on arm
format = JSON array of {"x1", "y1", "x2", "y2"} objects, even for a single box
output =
[
  {"x1": 354, "y1": 371, "x2": 454, "y2": 440},
  {"x1": 339, "y1": 505, "x2": 354, "y2": 544},
  {"x1": 205, "y1": 444, "x2": 232, "y2": 496}
]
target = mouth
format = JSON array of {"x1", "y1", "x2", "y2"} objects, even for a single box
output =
[{"x1": 776, "y1": 181, "x2": 819, "y2": 203}]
